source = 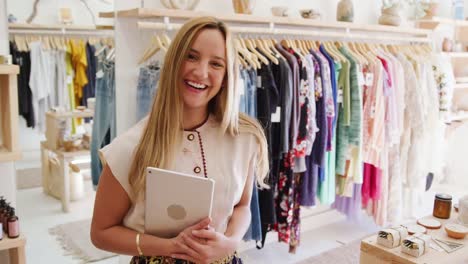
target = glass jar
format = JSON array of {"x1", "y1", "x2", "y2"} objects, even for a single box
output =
[{"x1": 433, "y1": 193, "x2": 452, "y2": 219}]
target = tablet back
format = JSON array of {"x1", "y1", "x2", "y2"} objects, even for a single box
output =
[{"x1": 145, "y1": 167, "x2": 215, "y2": 238}]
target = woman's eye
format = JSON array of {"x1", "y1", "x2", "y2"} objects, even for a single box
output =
[
  {"x1": 211, "y1": 61, "x2": 224, "y2": 68},
  {"x1": 187, "y1": 54, "x2": 197, "y2": 61}
]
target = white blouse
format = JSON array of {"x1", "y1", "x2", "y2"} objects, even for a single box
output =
[{"x1": 100, "y1": 115, "x2": 259, "y2": 234}]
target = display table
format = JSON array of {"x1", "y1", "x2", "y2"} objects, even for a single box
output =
[
  {"x1": 41, "y1": 110, "x2": 93, "y2": 212},
  {"x1": 360, "y1": 212, "x2": 468, "y2": 264},
  {"x1": 0, "y1": 233, "x2": 26, "y2": 264}
]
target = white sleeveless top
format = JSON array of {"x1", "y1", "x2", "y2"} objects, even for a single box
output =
[{"x1": 99, "y1": 115, "x2": 259, "y2": 234}]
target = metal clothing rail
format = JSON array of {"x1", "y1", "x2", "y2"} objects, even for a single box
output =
[
  {"x1": 8, "y1": 29, "x2": 114, "y2": 36},
  {"x1": 8, "y1": 23, "x2": 114, "y2": 36},
  {"x1": 137, "y1": 21, "x2": 432, "y2": 43}
]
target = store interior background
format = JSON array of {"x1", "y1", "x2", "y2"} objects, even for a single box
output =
[{"x1": 1, "y1": 0, "x2": 468, "y2": 263}]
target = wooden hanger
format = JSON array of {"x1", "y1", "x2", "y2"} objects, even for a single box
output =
[
  {"x1": 347, "y1": 42, "x2": 367, "y2": 65},
  {"x1": 138, "y1": 34, "x2": 164, "y2": 65},
  {"x1": 234, "y1": 38, "x2": 259, "y2": 69},
  {"x1": 323, "y1": 41, "x2": 344, "y2": 63},
  {"x1": 267, "y1": 38, "x2": 286, "y2": 60},
  {"x1": 245, "y1": 38, "x2": 269, "y2": 65},
  {"x1": 256, "y1": 38, "x2": 279, "y2": 65},
  {"x1": 160, "y1": 32, "x2": 171, "y2": 49}
]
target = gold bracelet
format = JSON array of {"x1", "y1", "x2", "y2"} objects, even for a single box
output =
[{"x1": 136, "y1": 233, "x2": 143, "y2": 256}]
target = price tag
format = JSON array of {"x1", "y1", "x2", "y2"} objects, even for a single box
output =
[
  {"x1": 67, "y1": 75, "x2": 73, "y2": 84},
  {"x1": 337, "y1": 89, "x2": 343, "y2": 103},
  {"x1": 358, "y1": 71, "x2": 365, "y2": 86},
  {"x1": 237, "y1": 78, "x2": 245, "y2": 95},
  {"x1": 257, "y1": 76, "x2": 262, "y2": 88},
  {"x1": 96, "y1": 70, "x2": 104, "y2": 79},
  {"x1": 271, "y1": 106, "x2": 281, "y2": 123},
  {"x1": 366, "y1": 73, "x2": 374, "y2": 86}
]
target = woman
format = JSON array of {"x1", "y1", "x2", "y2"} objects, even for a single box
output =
[{"x1": 90, "y1": 16, "x2": 269, "y2": 264}]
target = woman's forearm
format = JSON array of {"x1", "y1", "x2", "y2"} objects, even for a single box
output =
[
  {"x1": 91, "y1": 225, "x2": 174, "y2": 257},
  {"x1": 224, "y1": 204, "x2": 251, "y2": 243}
]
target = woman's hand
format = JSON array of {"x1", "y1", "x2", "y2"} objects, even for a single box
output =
[
  {"x1": 171, "y1": 227, "x2": 238, "y2": 264},
  {"x1": 170, "y1": 217, "x2": 211, "y2": 257}
]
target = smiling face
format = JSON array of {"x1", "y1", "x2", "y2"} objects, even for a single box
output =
[{"x1": 179, "y1": 28, "x2": 227, "y2": 114}]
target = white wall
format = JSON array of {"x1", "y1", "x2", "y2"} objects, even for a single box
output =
[
  {"x1": 0, "y1": 0, "x2": 8, "y2": 54},
  {"x1": 6, "y1": 0, "x2": 113, "y2": 25}
]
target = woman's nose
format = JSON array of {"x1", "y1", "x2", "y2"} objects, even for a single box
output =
[{"x1": 192, "y1": 61, "x2": 209, "y2": 79}]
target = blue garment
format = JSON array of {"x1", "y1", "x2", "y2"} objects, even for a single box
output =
[
  {"x1": 246, "y1": 68, "x2": 257, "y2": 117},
  {"x1": 91, "y1": 59, "x2": 116, "y2": 187},
  {"x1": 240, "y1": 67, "x2": 262, "y2": 242},
  {"x1": 239, "y1": 68, "x2": 248, "y2": 114},
  {"x1": 136, "y1": 64, "x2": 160, "y2": 121},
  {"x1": 82, "y1": 43, "x2": 97, "y2": 107}
]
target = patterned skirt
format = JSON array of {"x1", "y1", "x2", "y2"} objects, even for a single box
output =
[{"x1": 129, "y1": 252, "x2": 242, "y2": 264}]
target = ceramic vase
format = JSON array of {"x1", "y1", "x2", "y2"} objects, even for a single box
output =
[
  {"x1": 337, "y1": 0, "x2": 354, "y2": 22},
  {"x1": 232, "y1": 0, "x2": 255, "y2": 14}
]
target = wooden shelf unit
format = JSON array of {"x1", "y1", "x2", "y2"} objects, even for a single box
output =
[
  {"x1": 45, "y1": 110, "x2": 93, "y2": 150},
  {"x1": 0, "y1": 233, "x2": 26, "y2": 264},
  {"x1": 416, "y1": 17, "x2": 468, "y2": 30},
  {"x1": 101, "y1": 8, "x2": 431, "y2": 36},
  {"x1": 0, "y1": 64, "x2": 21, "y2": 163},
  {"x1": 41, "y1": 110, "x2": 93, "y2": 213}
]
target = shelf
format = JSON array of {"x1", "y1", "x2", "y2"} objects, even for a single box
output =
[
  {"x1": 416, "y1": 17, "x2": 468, "y2": 30},
  {"x1": 454, "y1": 83, "x2": 468, "y2": 89},
  {"x1": 449, "y1": 112, "x2": 468, "y2": 122},
  {"x1": 46, "y1": 110, "x2": 94, "y2": 119},
  {"x1": 455, "y1": 77, "x2": 468, "y2": 83},
  {"x1": 8, "y1": 23, "x2": 112, "y2": 31},
  {"x1": 0, "y1": 145, "x2": 22, "y2": 162},
  {"x1": 41, "y1": 141, "x2": 90, "y2": 159},
  {"x1": 0, "y1": 233, "x2": 26, "y2": 251},
  {"x1": 0, "y1": 67, "x2": 20, "y2": 163},
  {"x1": 0, "y1": 65, "x2": 19, "y2": 75},
  {"x1": 101, "y1": 8, "x2": 431, "y2": 37},
  {"x1": 443, "y1": 52, "x2": 468, "y2": 58}
]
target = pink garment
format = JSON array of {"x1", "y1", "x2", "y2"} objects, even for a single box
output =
[{"x1": 361, "y1": 162, "x2": 382, "y2": 208}]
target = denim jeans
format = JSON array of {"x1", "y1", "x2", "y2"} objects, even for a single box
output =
[
  {"x1": 241, "y1": 68, "x2": 262, "y2": 241},
  {"x1": 239, "y1": 68, "x2": 248, "y2": 114},
  {"x1": 91, "y1": 59, "x2": 116, "y2": 187},
  {"x1": 243, "y1": 183, "x2": 262, "y2": 241},
  {"x1": 246, "y1": 68, "x2": 257, "y2": 118},
  {"x1": 137, "y1": 65, "x2": 160, "y2": 121}
]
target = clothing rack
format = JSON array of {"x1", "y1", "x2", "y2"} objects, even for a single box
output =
[{"x1": 100, "y1": 7, "x2": 435, "y2": 136}]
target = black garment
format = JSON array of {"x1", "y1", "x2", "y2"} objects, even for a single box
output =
[
  {"x1": 256, "y1": 62, "x2": 279, "y2": 248},
  {"x1": 270, "y1": 57, "x2": 293, "y2": 161},
  {"x1": 256, "y1": 62, "x2": 279, "y2": 184},
  {"x1": 275, "y1": 44, "x2": 299, "y2": 149},
  {"x1": 10, "y1": 42, "x2": 35, "y2": 128},
  {"x1": 82, "y1": 42, "x2": 97, "y2": 107}
]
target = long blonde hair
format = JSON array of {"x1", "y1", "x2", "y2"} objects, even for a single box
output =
[{"x1": 128, "y1": 17, "x2": 269, "y2": 201}]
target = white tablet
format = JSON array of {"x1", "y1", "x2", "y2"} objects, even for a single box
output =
[{"x1": 144, "y1": 167, "x2": 215, "y2": 238}]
